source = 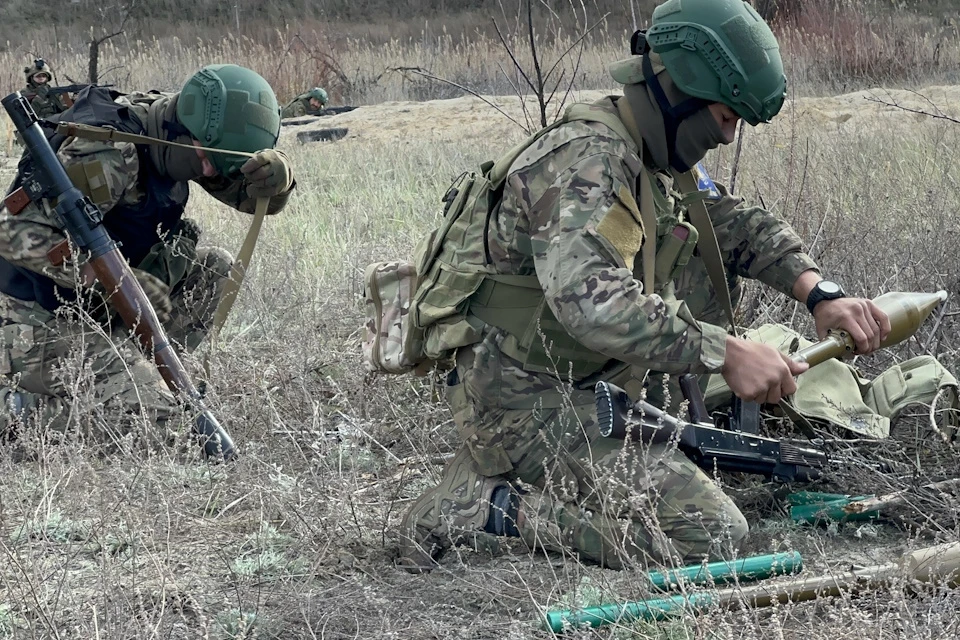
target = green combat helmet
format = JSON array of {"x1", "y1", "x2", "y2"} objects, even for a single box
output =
[
  {"x1": 646, "y1": 0, "x2": 786, "y2": 125},
  {"x1": 308, "y1": 87, "x2": 328, "y2": 104},
  {"x1": 176, "y1": 64, "x2": 281, "y2": 178}
]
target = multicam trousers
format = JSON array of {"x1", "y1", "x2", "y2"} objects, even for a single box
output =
[
  {"x1": 0, "y1": 246, "x2": 231, "y2": 444},
  {"x1": 449, "y1": 255, "x2": 747, "y2": 569}
]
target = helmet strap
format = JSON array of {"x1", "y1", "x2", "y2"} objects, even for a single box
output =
[
  {"x1": 162, "y1": 120, "x2": 193, "y2": 141},
  {"x1": 642, "y1": 54, "x2": 709, "y2": 173}
]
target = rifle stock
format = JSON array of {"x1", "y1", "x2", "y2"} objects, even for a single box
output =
[{"x1": 2, "y1": 91, "x2": 234, "y2": 460}]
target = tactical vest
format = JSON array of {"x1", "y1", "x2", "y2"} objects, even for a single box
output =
[
  {"x1": 413, "y1": 99, "x2": 708, "y2": 380},
  {"x1": 0, "y1": 86, "x2": 189, "y2": 311}
]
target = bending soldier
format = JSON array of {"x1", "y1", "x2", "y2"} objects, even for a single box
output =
[
  {"x1": 281, "y1": 87, "x2": 328, "y2": 118},
  {"x1": 398, "y1": 0, "x2": 890, "y2": 572},
  {"x1": 22, "y1": 59, "x2": 67, "y2": 118},
  {"x1": 0, "y1": 65, "x2": 295, "y2": 445}
]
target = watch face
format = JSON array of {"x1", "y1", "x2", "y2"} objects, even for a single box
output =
[{"x1": 818, "y1": 281, "x2": 842, "y2": 295}]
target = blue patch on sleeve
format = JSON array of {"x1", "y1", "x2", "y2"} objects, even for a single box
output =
[{"x1": 694, "y1": 162, "x2": 721, "y2": 200}]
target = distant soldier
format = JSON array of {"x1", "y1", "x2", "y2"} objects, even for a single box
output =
[
  {"x1": 22, "y1": 59, "x2": 67, "y2": 118},
  {"x1": 281, "y1": 87, "x2": 328, "y2": 118}
]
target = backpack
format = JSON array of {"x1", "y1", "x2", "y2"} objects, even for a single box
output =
[{"x1": 361, "y1": 102, "x2": 640, "y2": 375}]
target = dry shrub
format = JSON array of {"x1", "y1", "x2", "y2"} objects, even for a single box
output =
[{"x1": 774, "y1": 0, "x2": 957, "y2": 91}]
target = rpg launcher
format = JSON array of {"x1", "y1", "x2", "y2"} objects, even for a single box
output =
[{"x1": 2, "y1": 91, "x2": 235, "y2": 460}]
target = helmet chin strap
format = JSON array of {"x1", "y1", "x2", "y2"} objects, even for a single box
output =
[{"x1": 642, "y1": 54, "x2": 709, "y2": 173}]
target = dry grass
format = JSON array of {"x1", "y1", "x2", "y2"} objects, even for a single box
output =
[
  {"x1": 0, "y1": 3, "x2": 958, "y2": 103},
  {"x1": 0, "y1": 83, "x2": 959, "y2": 637},
  {"x1": 0, "y1": 5, "x2": 959, "y2": 637}
]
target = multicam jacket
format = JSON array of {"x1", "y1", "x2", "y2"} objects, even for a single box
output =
[
  {"x1": 0, "y1": 88, "x2": 291, "y2": 311},
  {"x1": 418, "y1": 97, "x2": 817, "y2": 383}
]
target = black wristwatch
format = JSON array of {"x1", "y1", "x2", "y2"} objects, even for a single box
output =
[{"x1": 805, "y1": 280, "x2": 846, "y2": 314}]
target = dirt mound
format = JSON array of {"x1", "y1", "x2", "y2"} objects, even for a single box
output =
[{"x1": 282, "y1": 86, "x2": 960, "y2": 147}]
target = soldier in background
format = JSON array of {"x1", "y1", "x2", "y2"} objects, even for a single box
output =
[
  {"x1": 22, "y1": 59, "x2": 67, "y2": 118},
  {"x1": 0, "y1": 65, "x2": 296, "y2": 445},
  {"x1": 281, "y1": 87, "x2": 328, "y2": 118},
  {"x1": 397, "y1": 0, "x2": 890, "y2": 572}
]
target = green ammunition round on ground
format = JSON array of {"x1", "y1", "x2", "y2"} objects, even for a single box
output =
[
  {"x1": 647, "y1": 551, "x2": 802, "y2": 590},
  {"x1": 543, "y1": 592, "x2": 716, "y2": 633},
  {"x1": 544, "y1": 552, "x2": 802, "y2": 633}
]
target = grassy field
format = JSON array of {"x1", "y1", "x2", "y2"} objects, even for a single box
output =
[{"x1": 1, "y1": 5, "x2": 960, "y2": 638}]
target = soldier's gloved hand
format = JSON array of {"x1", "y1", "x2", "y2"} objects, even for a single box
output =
[
  {"x1": 240, "y1": 149, "x2": 293, "y2": 198},
  {"x1": 118, "y1": 268, "x2": 173, "y2": 324}
]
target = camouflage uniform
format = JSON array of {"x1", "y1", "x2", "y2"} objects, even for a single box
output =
[
  {"x1": 22, "y1": 61, "x2": 66, "y2": 119},
  {"x1": 0, "y1": 87, "x2": 292, "y2": 441},
  {"x1": 400, "y1": 94, "x2": 817, "y2": 569},
  {"x1": 281, "y1": 88, "x2": 327, "y2": 118}
]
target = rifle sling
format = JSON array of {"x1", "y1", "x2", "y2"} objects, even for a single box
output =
[
  {"x1": 673, "y1": 170, "x2": 739, "y2": 336},
  {"x1": 53, "y1": 121, "x2": 259, "y2": 162},
  {"x1": 211, "y1": 197, "x2": 270, "y2": 335}
]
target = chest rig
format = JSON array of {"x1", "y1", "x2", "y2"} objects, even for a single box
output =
[{"x1": 412, "y1": 97, "x2": 735, "y2": 380}]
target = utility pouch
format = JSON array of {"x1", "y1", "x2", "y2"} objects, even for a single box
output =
[
  {"x1": 362, "y1": 261, "x2": 432, "y2": 375},
  {"x1": 654, "y1": 221, "x2": 698, "y2": 285}
]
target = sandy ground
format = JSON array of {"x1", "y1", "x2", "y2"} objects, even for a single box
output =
[{"x1": 278, "y1": 85, "x2": 960, "y2": 148}]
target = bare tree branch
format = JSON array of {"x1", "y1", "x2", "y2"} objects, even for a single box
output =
[
  {"x1": 388, "y1": 66, "x2": 528, "y2": 133},
  {"x1": 526, "y1": 0, "x2": 548, "y2": 128},
  {"x1": 492, "y1": 17, "x2": 537, "y2": 95},
  {"x1": 864, "y1": 92, "x2": 960, "y2": 126}
]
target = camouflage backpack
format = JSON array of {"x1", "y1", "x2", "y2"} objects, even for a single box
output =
[{"x1": 361, "y1": 103, "x2": 639, "y2": 375}]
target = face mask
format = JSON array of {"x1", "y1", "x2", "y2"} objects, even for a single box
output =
[{"x1": 674, "y1": 105, "x2": 728, "y2": 171}]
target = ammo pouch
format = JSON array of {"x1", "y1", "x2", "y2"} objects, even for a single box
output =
[
  {"x1": 654, "y1": 221, "x2": 698, "y2": 285},
  {"x1": 704, "y1": 323, "x2": 959, "y2": 439},
  {"x1": 362, "y1": 261, "x2": 431, "y2": 375}
]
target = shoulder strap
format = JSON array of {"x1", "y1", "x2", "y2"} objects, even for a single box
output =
[
  {"x1": 488, "y1": 118, "x2": 568, "y2": 187},
  {"x1": 673, "y1": 170, "x2": 738, "y2": 335},
  {"x1": 565, "y1": 99, "x2": 658, "y2": 295},
  {"x1": 211, "y1": 196, "x2": 270, "y2": 335},
  {"x1": 52, "y1": 121, "x2": 258, "y2": 162},
  {"x1": 613, "y1": 98, "x2": 657, "y2": 295}
]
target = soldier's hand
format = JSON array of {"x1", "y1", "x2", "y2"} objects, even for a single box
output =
[
  {"x1": 171, "y1": 217, "x2": 202, "y2": 245},
  {"x1": 240, "y1": 149, "x2": 293, "y2": 198},
  {"x1": 813, "y1": 298, "x2": 890, "y2": 354},
  {"x1": 721, "y1": 337, "x2": 808, "y2": 405},
  {"x1": 128, "y1": 268, "x2": 173, "y2": 324}
]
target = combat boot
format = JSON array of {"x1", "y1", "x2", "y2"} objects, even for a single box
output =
[{"x1": 397, "y1": 447, "x2": 518, "y2": 573}]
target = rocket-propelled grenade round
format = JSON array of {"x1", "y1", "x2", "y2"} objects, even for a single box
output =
[{"x1": 793, "y1": 291, "x2": 948, "y2": 367}]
